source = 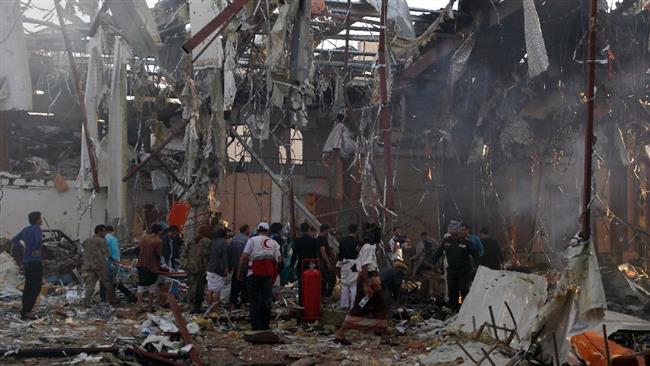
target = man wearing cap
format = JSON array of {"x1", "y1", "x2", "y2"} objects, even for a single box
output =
[
  {"x1": 432, "y1": 221, "x2": 478, "y2": 311},
  {"x1": 237, "y1": 223, "x2": 282, "y2": 330}
]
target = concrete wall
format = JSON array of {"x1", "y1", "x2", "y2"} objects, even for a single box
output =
[
  {"x1": 0, "y1": 178, "x2": 108, "y2": 240},
  {"x1": 218, "y1": 173, "x2": 331, "y2": 231}
]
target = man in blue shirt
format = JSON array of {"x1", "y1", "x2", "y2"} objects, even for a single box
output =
[
  {"x1": 12, "y1": 211, "x2": 43, "y2": 320},
  {"x1": 228, "y1": 224, "x2": 250, "y2": 309},
  {"x1": 161, "y1": 226, "x2": 182, "y2": 270},
  {"x1": 105, "y1": 225, "x2": 120, "y2": 264},
  {"x1": 460, "y1": 223, "x2": 484, "y2": 257},
  {"x1": 100, "y1": 226, "x2": 135, "y2": 303}
]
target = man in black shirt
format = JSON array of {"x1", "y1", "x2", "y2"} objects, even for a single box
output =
[
  {"x1": 291, "y1": 223, "x2": 320, "y2": 272},
  {"x1": 316, "y1": 224, "x2": 336, "y2": 302},
  {"x1": 433, "y1": 221, "x2": 478, "y2": 311},
  {"x1": 291, "y1": 223, "x2": 320, "y2": 319},
  {"x1": 337, "y1": 224, "x2": 359, "y2": 309},
  {"x1": 380, "y1": 260, "x2": 408, "y2": 311},
  {"x1": 478, "y1": 228, "x2": 503, "y2": 270}
]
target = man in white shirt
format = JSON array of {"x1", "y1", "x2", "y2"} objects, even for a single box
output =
[
  {"x1": 335, "y1": 237, "x2": 390, "y2": 345},
  {"x1": 237, "y1": 222, "x2": 282, "y2": 330},
  {"x1": 388, "y1": 227, "x2": 408, "y2": 263}
]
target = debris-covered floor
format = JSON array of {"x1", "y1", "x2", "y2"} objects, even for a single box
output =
[{"x1": 2, "y1": 251, "x2": 650, "y2": 365}]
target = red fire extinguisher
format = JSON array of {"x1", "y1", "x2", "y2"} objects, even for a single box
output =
[{"x1": 301, "y1": 259, "x2": 321, "y2": 322}]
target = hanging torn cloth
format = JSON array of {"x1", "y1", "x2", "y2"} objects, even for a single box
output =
[
  {"x1": 448, "y1": 31, "x2": 478, "y2": 90},
  {"x1": 322, "y1": 123, "x2": 356, "y2": 159},
  {"x1": 523, "y1": 0, "x2": 549, "y2": 78}
]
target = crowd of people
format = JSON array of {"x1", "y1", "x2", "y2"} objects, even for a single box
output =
[{"x1": 10, "y1": 211, "x2": 504, "y2": 345}]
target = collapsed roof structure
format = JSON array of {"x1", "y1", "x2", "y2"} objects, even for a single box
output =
[
  {"x1": 1, "y1": 0, "x2": 648, "y2": 270},
  {"x1": 1, "y1": 0, "x2": 650, "y2": 364}
]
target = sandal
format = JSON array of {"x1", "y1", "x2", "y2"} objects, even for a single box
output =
[
  {"x1": 380, "y1": 338, "x2": 399, "y2": 346},
  {"x1": 333, "y1": 338, "x2": 352, "y2": 346}
]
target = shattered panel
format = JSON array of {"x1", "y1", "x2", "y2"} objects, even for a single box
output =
[
  {"x1": 366, "y1": 0, "x2": 415, "y2": 38},
  {"x1": 531, "y1": 239, "x2": 607, "y2": 364},
  {"x1": 448, "y1": 31, "x2": 478, "y2": 90},
  {"x1": 523, "y1": 0, "x2": 550, "y2": 78},
  {"x1": 322, "y1": 122, "x2": 356, "y2": 159},
  {"x1": 223, "y1": 30, "x2": 238, "y2": 110},
  {"x1": 189, "y1": 0, "x2": 224, "y2": 69},
  {"x1": 0, "y1": 0, "x2": 32, "y2": 111},
  {"x1": 454, "y1": 266, "x2": 548, "y2": 347},
  {"x1": 107, "y1": 37, "x2": 133, "y2": 223},
  {"x1": 79, "y1": 26, "x2": 108, "y2": 189},
  {"x1": 107, "y1": 0, "x2": 161, "y2": 57}
]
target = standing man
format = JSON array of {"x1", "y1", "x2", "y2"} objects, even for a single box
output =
[
  {"x1": 181, "y1": 225, "x2": 212, "y2": 313},
  {"x1": 388, "y1": 227, "x2": 408, "y2": 263},
  {"x1": 136, "y1": 224, "x2": 164, "y2": 312},
  {"x1": 291, "y1": 223, "x2": 319, "y2": 273},
  {"x1": 315, "y1": 224, "x2": 336, "y2": 303},
  {"x1": 82, "y1": 225, "x2": 116, "y2": 306},
  {"x1": 206, "y1": 229, "x2": 229, "y2": 309},
  {"x1": 270, "y1": 223, "x2": 285, "y2": 297},
  {"x1": 337, "y1": 224, "x2": 359, "y2": 310},
  {"x1": 433, "y1": 221, "x2": 477, "y2": 311},
  {"x1": 478, "y1": 228, "x2": 504, "y2": 270},
  {"x1": 237, "y1": 223, "x2": 281, "y2": 331},
  {"x1": 105, "y1": 226, "x2": 120, "y2": 267},
  {"x1": 161, "y1": 226, "x2": 182, "y2": 270},
  {"x1": 100, "y1": 226, "x2": 134, "y2": 303},
  {"x1": 291, "y1": 222, "x2": 320, "y2": 316},
  {"x1": 412, "y1": 232, "x2": 441, "y2": 300},
  {"x1": 229, "y1": 224, "x2": 250, "y2": 309},
  {"x1": 12, "y1": 211, "x2": 44, "y2": 320},
  {"x1": 460, "y1": 223, "x2": 484, "y2": 257}
]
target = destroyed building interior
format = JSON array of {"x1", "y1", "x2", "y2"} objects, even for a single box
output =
[{"x1": 1, "y1": 0, "x2": 650, "y2": 364}]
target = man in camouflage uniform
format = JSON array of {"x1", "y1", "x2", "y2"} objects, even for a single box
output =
[
  {"x1": 82, "y1": 225, "x2": 116, "y2": 306},
  {"x1": 181, "y1": 225, "x2": 212, "y2": 313}
]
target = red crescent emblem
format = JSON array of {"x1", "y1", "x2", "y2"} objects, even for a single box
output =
[{"x1": 262, "y1": 239, "x2": 271, "y2": 249}]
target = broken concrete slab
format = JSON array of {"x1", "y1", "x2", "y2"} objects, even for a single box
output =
[{"x1": 454, "y1": 266, "x2": 547, "y2": 345}]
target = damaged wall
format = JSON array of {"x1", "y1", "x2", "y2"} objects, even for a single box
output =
[{"x1": 0, "y1": 178, "x2": 108, "y2": 240}]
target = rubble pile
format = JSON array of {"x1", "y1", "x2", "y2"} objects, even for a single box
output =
[
  {"x1": 3, "y1": 245, "x2": 650, "y2": 366},
  {"x1": 601, "y1": 264, "x2": 650, "y2": 319}
]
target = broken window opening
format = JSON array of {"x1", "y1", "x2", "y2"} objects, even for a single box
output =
[
  {"x1": 278, "y1": 128, "x2": 304, "y2": 165},
  {"x1": 227, "y1": 125, "x2": 252, "y2": 163}
]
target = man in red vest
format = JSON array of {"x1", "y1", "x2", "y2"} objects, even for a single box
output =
[{"x1": 237, "y1": 223, "x2": 282, "y2": 330}]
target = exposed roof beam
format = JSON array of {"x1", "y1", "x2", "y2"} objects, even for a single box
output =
[
  {"x1": 395, "y1": 0, "x2": 523, "y2": 87},
  {"x1": 324, "y1": 0, "x2": 444, "y2": 22}
]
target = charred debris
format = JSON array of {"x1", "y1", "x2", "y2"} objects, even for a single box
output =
[{"x1": 1, "y1": 0, "x2": 650, "y2": 365}]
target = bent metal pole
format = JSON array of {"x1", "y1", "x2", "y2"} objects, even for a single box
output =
[{"x1": 580, "y1": 0, "x2": 598, "y2": 241}]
